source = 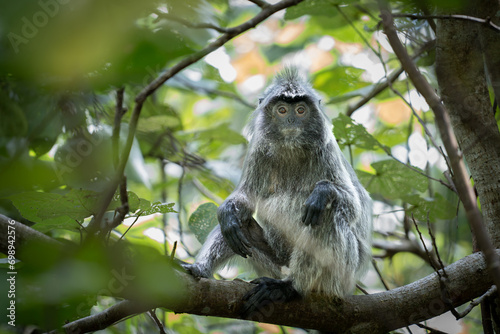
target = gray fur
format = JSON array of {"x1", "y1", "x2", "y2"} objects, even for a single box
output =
[{"x1": 185, "y1": 67, "x2": 372, "y2": 298}]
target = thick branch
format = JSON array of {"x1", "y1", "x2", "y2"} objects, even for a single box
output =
[
  {"x1": 0, "y1": 216, "x2": 495, "y2": 333},
  {"x1": 61, "y1": 251, "x2": 496, "y2": 333},
  {"x1": 378, "y1": 2, "x2": 500, "y2": 294},
  {"x1": 0, "y1": 214, "x2": 62, "y2": 256}
]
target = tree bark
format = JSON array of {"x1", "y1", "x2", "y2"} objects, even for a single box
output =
[
  {"x1": 478, "y1": 0, "x2": 500, "y2": 107},
  {"x1": 435, "y1": 4, "x2": 500, "y2": 247}
]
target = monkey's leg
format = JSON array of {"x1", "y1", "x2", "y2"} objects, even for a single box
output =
[
  {"x1": 241, "y1": 277, "x2": 299, "y2": 318},
  {"x1": 182, "y1": 225, "x2": 235, "y2": 278},
  {"x1": 240, "y1": 222, "x2": 296, "y2": 318}
]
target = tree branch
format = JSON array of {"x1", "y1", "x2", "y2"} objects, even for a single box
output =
[
  {"x1": 61, "y1": 251, "x2": 497, "y2": 334},
  {"x1": 0, "y1": 214, "x2": 62, "y2": 257},
  {"x1": 378, "y1": 1, "x2": 500, "y2": 295},
  {"x1": 0, "y1": 215, "x2": 496, "y2": 333}
]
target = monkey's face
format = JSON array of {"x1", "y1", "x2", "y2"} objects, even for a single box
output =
[{"x1": 260, "y1": 96, "x2": 324, "y2": 144}]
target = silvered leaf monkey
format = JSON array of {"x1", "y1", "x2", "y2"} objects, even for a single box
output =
[{"x1": 183, "y1": 67, "x2": 372, "y2": 316}]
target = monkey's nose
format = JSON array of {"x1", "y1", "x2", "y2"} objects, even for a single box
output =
[{"x1": 286, "y1": 117, "x2": 295, "y2": 124}]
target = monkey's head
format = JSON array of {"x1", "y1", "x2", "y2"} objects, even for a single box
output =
[{"x1": 248, "y1": 67, "x2": 330, "y2": 147}]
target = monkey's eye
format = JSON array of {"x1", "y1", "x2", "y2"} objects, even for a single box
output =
[
  {"x1": 277, "y1": 106, "x2": 287, "y2": 114},
  {"x1": 296, "y1": 106, "x2": 306, "y2": 114}
]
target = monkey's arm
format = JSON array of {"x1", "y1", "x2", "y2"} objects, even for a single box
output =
[
  {"x1": 301, "y1": 179, "x2": 360, "y2": 227},
  {"x1": 217, "y1": 193, "x2": 256, "y2": 258}
]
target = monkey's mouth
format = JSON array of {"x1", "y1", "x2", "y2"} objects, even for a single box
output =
[{"x1": 280, "y1": 128, "x2": 302, "y2": 137}]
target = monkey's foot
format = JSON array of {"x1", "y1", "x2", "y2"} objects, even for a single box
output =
[
  {"x1": 181, "y1": 263, "x2": 211, "y2": 279},
  {"x1": 241, "y1": 277, "x2": 299, "y2": 318}
]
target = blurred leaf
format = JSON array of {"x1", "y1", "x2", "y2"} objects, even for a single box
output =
[
  {"x1": 0, "y1": 90, "x2": 28, "y2": 137},
  {"x1": 314, "y1": 66, "x2": 370, "y2": 97},
  {"x1": 107, "y1": 27, "x2": 195, "y2": 86},
  {"x1": 405, "y1": 193, "x2": 457, "y2": 221},
  {"x1": 128, "y1": 244, "x2": 185, "y2": 302},
  {"x1": 7, "y1": 191, "x2": 79, "y2": 231},
  {"x1": 188, "y1": 202, "x2": 218, "y2": 244},
  {"x1": 37, "y1": 189, "x2": 101, "y2": 221},
  {"x1": 137, "y1": 115, "x2": 181, "y2": 134},
  {"x1": 373, "y1": 125, "x2": 411, "y2": 148},
  {"x1": 333, "y1": 113, "x2": 388, "y2": 152},
  {"x1": 285, "y1": 0, "x2": 341, "y2": 20},
  {"x1": 7, "y1": 189, "x2": 149, "y2": 231},
  {"x1": 180, "y1": 123, "x2": 247, "y2": 146},
  {"x1": 138, "y1": 201, "x2": 176, "y2": 216},
  {"x1": 357, "y1": 160, "x2": 428, "y2": 199},
  {"x1": 261, "y1": 44, "x2": 304, "y2": 63}
]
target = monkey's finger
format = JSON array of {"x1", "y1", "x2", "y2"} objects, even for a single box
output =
[
  {"x1": 228, "y1": 228, "x2": 253, "y2": 258},
  {"x1": 301, "y1": 205, "x2": 308, "y2": 223},
  {"x1": 222, "y1": 221, "x2": 253, "y2": 257},
  {"x1": 309, "y1": 211, "x2": 320, "y2": 226},
  {"x1": 301, "y1": 206, "x2": 317, "y2": 226}
]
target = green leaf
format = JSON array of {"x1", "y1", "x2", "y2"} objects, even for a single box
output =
[
  {"x1": 327, "y1": 85, "x2": 377, "y2": 104},
  {"x1": 188, "y1": 202, "x2": 218, "y2": 244},
  {"x1": 37, "y1": 189, "x2": 101, "y2": 221},
  {"x1": 261, "y1": 44, "x2": 304, "y2": 63},
  {"x1": 8, "y1": 189, "x2": 149, "y2": 232},
  {"x1": 7, "y1": 192, "x2": 79, "y2": 231},
  {"x1": 137, "y1": 115, "x2": 181, "y2": 134},
  {"x1": 313, "y1": 66, "x2": 370, "y2": 97},
  {"x1": 357, "y1": 160, "x2": 428, "y2": 199},
  {"x1": 139, "y1": 202, "x2": 176, "y2": 216},
  {"x1": 405, "y1": 193, "x2": 457, "y2": 221},
  {"x1": 332, "y1": 113, "x2": 388, "y2": 152}
]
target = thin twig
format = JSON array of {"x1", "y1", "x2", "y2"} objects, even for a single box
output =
[
  {"x1": 336, "y1": 5, "x2": 381, "y2": 57},
  {"x1": 170, "y1": 240, "x2": 178, "y2": 261},
  {"x1": 356, "y1": 284, "x2": 369, "y2": 295},
  {"x1": 136, "y1": 0, "x2": 304, "y2": 102},
  {"x1": 411, "y1": 214, "x2": 439, "y2": 273},
  {"x1": 117, "y1": 214, "x2": 141, "y2": 243},
  {"x1": 175, "y1": 76, "x2": 254, "y2": 109},
  {"x1": 345, "y1": 40, "x2": 435, "y2": 115},
  {"x1": 392, "y1": 13, "x2": 500, "y2": 32},
  {"x1": 426, "y1": 220, "x2": 446, "y2": 271},
  {"x1": 459, "y1": 285, "x2": 497, "y2": 318},
  {"x1": 112, "y1": 87, "x2": 126, "y2": 169},
  {"x1": 371, "y1": 258, "x2": 390, "y2": 290},
  {"x1": 109, "y1": 177, "x2": 130, "y2": 232},
  {"x1": 148, "y1": 309, "x2": 167, "y2": 334},
  {"x1": 388, "y1": 83, "x2": 451, "y2": 177},
  {"x1": 192, "y1": 177, "x2": 223, "y2": 205}
]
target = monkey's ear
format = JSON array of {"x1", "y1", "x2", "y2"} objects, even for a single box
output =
[
  {"x1": 258, "y1": 98, "x2": 264, "y2": 105},
  {"x1": 318, "y1": 99, "x2": 322, "y2": 105}
]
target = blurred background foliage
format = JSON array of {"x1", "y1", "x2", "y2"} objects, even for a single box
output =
[{"x1": 0, "y1": 0, "x2": 496, "y2": 333}]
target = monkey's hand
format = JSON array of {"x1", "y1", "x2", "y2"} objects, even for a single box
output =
[
  {"x1": 218, "y1": 200, "x2": 253, "y2": 258},
  {"x1": 301, "y1": 180, "x2": 337, "y2": 227},
  {"x1": 181, "y1": 263, "x2": 211, "y2": 279}
]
